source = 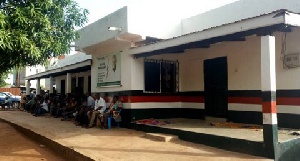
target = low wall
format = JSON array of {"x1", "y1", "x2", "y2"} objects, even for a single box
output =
[{"x1": 0, "y1": 88, "x2": 21, "y2": 96}]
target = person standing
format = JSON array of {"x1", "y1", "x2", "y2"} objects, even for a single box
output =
[{"x1": 87, "y1": 93, "x2": 106, "y2": 128}]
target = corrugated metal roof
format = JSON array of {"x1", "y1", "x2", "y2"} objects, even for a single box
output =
[{"x1": 47, "y1": 52, "x2": 91, "y2": 71}]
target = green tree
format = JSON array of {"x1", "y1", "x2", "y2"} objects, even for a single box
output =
[
  {"x1": 0, "y1": 73, "x2": 8, "y2": 87},
  {"x1": 0, "y1": 0, "x2": 88, "y2": 73}
]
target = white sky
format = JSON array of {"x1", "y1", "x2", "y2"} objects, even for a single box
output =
[{"x1": 75, "y1": 0, "x2": 240, "y2": 26}]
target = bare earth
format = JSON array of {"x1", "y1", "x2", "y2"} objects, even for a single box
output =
[
  {"x1": 0, "y1": 111, "x2": 271, "y2": 161},
  {"x1": 0, "y1": 121, "x2": 66, "y2": 161}
]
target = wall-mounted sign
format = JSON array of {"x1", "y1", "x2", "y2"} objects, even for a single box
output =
[{"x1": 97, "y1": 52, "x2": 121, "y2": 87}]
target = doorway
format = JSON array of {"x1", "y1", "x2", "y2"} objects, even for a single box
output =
[
  {"x1": 61, "y1": 80, "x2": 65, "y2": 95},
  {"x1": 204, "y1": 57, "x2": 228, "y2": 118}
]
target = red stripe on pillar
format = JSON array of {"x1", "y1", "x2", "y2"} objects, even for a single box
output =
[{"x1": 262, "y1": 101, "x2": 277, "y2": 113}]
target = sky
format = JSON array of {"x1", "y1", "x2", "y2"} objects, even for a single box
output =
[{"x1": 75, "y1": 0, "x2": 240, "y2": 27}]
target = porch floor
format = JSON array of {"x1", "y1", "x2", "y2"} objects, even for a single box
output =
[
  {"x1": 149, "y1": 118, "x2": 299, "y2": 143},
  {"x1": 128, "y1": 117, "x2": 300, "y2": 157}
]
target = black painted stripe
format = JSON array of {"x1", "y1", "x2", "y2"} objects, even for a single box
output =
[
  {"x1": 277, "y1": 90, "x2": 300, "y2": 97},
  {"x1": 263, "y1": 124, "x2": 278, "y2": 159},
  {"x1": 262, "y1": 91, "x2": 276, "y2": 102},
  {"x1": 228, "y1": 90, "x2": 261, "y2": 97}
]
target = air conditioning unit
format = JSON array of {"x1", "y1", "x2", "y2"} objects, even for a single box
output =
[{"x1": 283, "y1": 53, "x2": 300, "y2": 68}]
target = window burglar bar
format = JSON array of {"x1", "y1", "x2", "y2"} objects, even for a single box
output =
[{"x1": 144, "y1": 58, "x2": 179, "y2": 93}]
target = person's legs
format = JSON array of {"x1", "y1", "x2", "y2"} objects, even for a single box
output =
[
  {"x1": 55, "y1": 108, "x2": 61, "y2": 117},
  {"x1": 87, "y1": 111, "x2": 91, "y2": 121},
  {"x1": 7, "y1": 102, "x2": 10, "y2": 110},
  {"x1": 89, "y1": 111, "x2": 100, "y2": 127},
  {"x1": 102, "y1": 113, "x2": 110, "y2": 127},
  {"x1": 34, "y1": 107, "x2": 39, "y2": 116}
]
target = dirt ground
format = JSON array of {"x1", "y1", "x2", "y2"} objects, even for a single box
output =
[{"x1": 0, "y1": 121, "x2": 65, "y2": 161}]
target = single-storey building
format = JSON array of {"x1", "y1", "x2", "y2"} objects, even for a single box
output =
[
  {"x1": 75, "y1": 1, "x2": 300, "y2": 158},
  {"x1": 26, "y1": 52, "x2": 91, "y2": 97},
  {"x1": 76, "y1": 0, "x2": 300, "y2": 129}
]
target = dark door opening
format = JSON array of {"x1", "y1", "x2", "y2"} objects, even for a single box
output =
[
  {"x1": 88, "y1": 76, "x2": 91, "y2": 93},
  {"x1": 71, "y1": 78, "x2": 76, "y2": 94},
  {"x1": 77, "y1": 77, "x2": 84, "y2": 95},
  {"x1": 204, "y1": 57, "x2": 228, "y2": 118},
  {"x1": 61, "y1": 80, "x2": 65, "y2": 95}
]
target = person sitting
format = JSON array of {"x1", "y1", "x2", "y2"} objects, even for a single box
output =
[
  {"x1": 54, "y1": 97, "x2": 69, "y2": 118},
  {"x1": 33, "y1": 98, "x2": 49, "y2": 116},
  {"x1": 61, "y1": 98, "x2": 78, "y2": 121},
  {"x1": 25, "y1": 97, "x2": 36, "y2": 113},
  {"x1": 87, "y1": 93, "x2": 106, "y2": 128},
  {"x1": 74, "y1": 96, "x2": 90, "y2": 126},
  {"x1": 98, "y1": 95, "x2": 122, "y2": 129}
]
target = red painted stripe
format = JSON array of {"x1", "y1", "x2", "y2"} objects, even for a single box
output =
[
  {"x1": 277, "y1": 97, "x2": 300, "y2": 106},
  {"x1": 105, "y1": 95, "x2": 300, "y2": 106},
  {"x1": 262, "y1": 101, "x2": 277, "y2": 113},
  {"x1": 228, "y1": 97, "x2": 262, "y2": 104},
  {"x1": 118, "y1": 96, "x2": 204, "y2": 103}
]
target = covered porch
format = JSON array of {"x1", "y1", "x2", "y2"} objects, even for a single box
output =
[
  {"x1": 127, "y1": 10, "x2": 300, "y2": 160},
  {"x1": 25, "y1": 53, "x2": 92, "y2": 97}
]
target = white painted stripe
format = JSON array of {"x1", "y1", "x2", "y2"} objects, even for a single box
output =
[
  {"x1": 277, "y1": 105, "x2": 300, "y2": 115},
  {"x1": 229, "y1": 104, "x2": 300, "y2": 115},
  {"x1": 263, "y1": 113, "x2": 277, "y2": 125},
  {"x1": 228, "y1": 103, "x2": 261, "y2": 112},
  {"x1": 181, "y1": 103, "x2": 205, "y2": 109},
  {"x1": 122, "y1": 102, "x2": 204, "y2": 109}
]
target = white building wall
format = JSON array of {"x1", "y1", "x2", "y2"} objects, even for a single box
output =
[
  {"x1": 25, "y1": 65, "x2": 46, "y2": 89},
  {"x1": 55, "y1": 75, "x2": 66, "y2": 94},
  {"x1": 76, "y1": 7, "x2": 128, "y2": 50},
  {"x1": 181, "y1": 0, "x2": 300, "y2": 35},
  {"x1": 4, "y1": 73, "x2": 14, "y2": 85},
  {"x1": 54, "y1": 71, "x2": 91, "y2": 94},
  {"x1": 125, "y1": 28, "x2": 300, "y2": 113},
  {"x1": 275, "y1": 28, "x2": 300, "y2": 90}
]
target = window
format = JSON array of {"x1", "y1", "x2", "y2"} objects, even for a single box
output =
[{"x1": 144, "y1": 59, "x2": 178, "y2": 93}]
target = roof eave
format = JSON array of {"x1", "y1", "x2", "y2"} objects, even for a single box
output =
[{"x1": 131, "y1": 10, "x2": 294, "y2": 58}]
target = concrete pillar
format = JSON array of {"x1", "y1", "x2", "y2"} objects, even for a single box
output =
[
  {"x1": 36, "y1": 78, "x2": 40, "y2": 95},
  {"x1": 26, "y1": 80, "x2": 30, "y2": 96},
  {"x1": 66, "y1": 73, "x2": 72, "y2": 94},
  {"x1": 49, "y1": 76, "x2": 54, "y2": 94},
  {"x1": 261, "y1": 36, "x2": 278, "y2": 159},
  {"x1": 84, "y1": 74, "x2": 89, "y2": 94}
]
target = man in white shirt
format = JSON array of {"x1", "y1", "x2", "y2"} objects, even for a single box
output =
[
  {"x1": 86, "y1": 92, "x2": 95, "y2": 108},
  {"x1": 87, "y1": 93, "x2": 106, "y2": 128}
]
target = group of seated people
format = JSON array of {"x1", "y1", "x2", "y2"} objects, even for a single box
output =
[{"x1": 22, "y1": 92, "x2": 122, "y2": 129}]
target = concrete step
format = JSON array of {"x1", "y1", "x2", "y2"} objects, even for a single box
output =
[{"x1": 144, "y1": 133, "x2": 178, "y2": 142}]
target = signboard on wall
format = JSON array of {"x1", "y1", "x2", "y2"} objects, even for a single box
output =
[{"x1": 97, "y1": 52, "x2": 121, "y2": 87}]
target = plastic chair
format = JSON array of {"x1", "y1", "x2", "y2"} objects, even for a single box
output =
[{"x1": 107, "y1": 109, "x2": 122, "y2": 129}]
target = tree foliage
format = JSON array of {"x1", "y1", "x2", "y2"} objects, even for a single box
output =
[
  {"x1": 0, "y1": 0, "x2": 88, "y2": 73},
  {"x1": 0, "y1": 73, "x2": 8, "y2": 87}
]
